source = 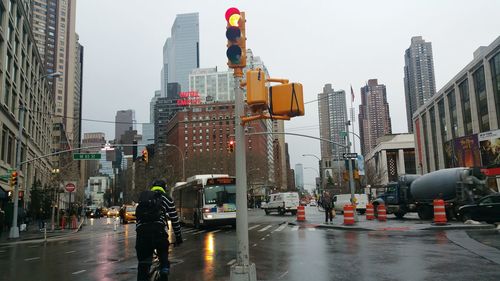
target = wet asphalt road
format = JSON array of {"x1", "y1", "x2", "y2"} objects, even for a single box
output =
[{"x1": 1, "y1": 208, "x2": 500, "y2": 281}]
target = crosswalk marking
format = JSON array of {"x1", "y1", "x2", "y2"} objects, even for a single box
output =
[
  {"x1": 290, "y1": 226, "x2": 299, "y2": 231},
  {"x1": 72, "y1": 270, "x2": 86, "y2": 275},
  {"x1": 248, "y1": 224, "x2": 260, "y2": 231},
  {"x1": 307, "y1": 228, "x2": 316, "y2": 231},
  {"x1": 24, "y1": 257, "x2": 40, "y2": 261},
  {"x1": 258, "y1": 225, "x2": 273, "y2": 232},
  {"x1": 273, "y1": 224, "x2": 287, "y2": 232}
]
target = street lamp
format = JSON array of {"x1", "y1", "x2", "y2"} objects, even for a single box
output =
[
  {"x1": 302, "y1": 154, "x2": 322, "y2": 192},
  {"x1": 10, "y1": 71, "x2": 62, "y2": 239},
  {"x1": 164, "y1": 143, "x2": 185, "y2": 181}
]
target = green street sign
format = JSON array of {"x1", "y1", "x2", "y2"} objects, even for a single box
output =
[
  {"x1": 73, "y1": 153, "x2": 101, "y2": 160},
  {"x1": 0, "y1": 175, "x2": 9, "y2": 180}
]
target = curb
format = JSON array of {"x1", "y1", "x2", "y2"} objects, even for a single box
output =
[{"x1": 287, "y1": 220, "x2": 496, "y2": 232}]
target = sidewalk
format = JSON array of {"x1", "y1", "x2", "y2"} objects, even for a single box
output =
[
  {"x1": 288, "y1": 206, "x2": 496, "y2": 231},
  {"x1": 0, "y1": 219, "x2": 84, "y2": 244}
]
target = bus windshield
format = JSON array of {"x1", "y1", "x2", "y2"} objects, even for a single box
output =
[{"x1": 204, "y1": 184, "x2": 236, "y2": 205}]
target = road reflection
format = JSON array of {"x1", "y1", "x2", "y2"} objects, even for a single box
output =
[{"x1": 204, "y1": 232, "x2": 215, "y2": 280}]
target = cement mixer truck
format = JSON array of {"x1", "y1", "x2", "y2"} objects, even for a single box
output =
[{"x1": 373, "y1": 167, "x2": 494, "y2": 220}]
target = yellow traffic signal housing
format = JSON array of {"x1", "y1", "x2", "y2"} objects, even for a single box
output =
[
  {"x1": 245, "y1": 69, "x2": 267, "y2": 109},
  {"x1": 269, "y1": 83, "x2": 305, "y2": 117},
  {"x1": 10, "y1": 171, "x2": 18, "y2": 187},
  {"x1": 142, "y1": 149, "x2": 149, "y2": 163},
  {"x1": 225, "y1": 9, "x2": 246, "y2": 69}
]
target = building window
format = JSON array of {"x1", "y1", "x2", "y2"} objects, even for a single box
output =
[
  {"x1": 447, "y1": 90, "x2": 458, "y2": 139},
  {"x1": 490, "y1": 53, "x2": 500, "y2": 126},
  {"x1": 459, "y1": 79, "x2": 473, "y2": 136},
  {"x1": 422, "y1": 113, "x2": 430, "y2": 171},
  {"x1": 473, "y1": 66, "x2": 489, "y2": 132},
  {"x1": 429, "y1": 106, "x2": 439, "y2": 169}
]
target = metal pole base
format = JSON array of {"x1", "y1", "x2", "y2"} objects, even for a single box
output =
[
  {"x1": 9, "y1": 226, "x2": 20, "y2": 239},
  {"x1": 230, "y1": 263, "x2": 257, "y2": 281}
]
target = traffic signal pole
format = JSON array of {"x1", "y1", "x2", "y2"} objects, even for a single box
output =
[
  {"x1": 9, "y1": 107, "x2": 25, "y2": 239},
  {"x1": 231, "y1": 69, "x2": 257, "y2": 281}
]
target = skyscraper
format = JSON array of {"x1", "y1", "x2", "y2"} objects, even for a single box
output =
[
  {"x1": 31, "y1": 0, "x2": 83, "y2": 148},
  {"x1": 115, "y1": 110, "x2": 135, "y2": 142},
  {"x1": 189, "y1": 67, "x2": 235, "y2": 102},
  {"x1": 294, "y1": 164, "x2": 304, "y2": 190},
  {"x1": 161, "y1": 13, "x2": 200, "y2": 95},
  {"x1": 404, "y1": 36, "x2": 436, "y2": 132},
  {"x1": 358, "y1": 79, "x2": 392, "y2": 155},
  {"x1": 318, "y1": 84, "x2": 348, "y2": 160}
]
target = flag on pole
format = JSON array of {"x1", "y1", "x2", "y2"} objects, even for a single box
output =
[{"x1": 350, "y1": 85, "x2": 355, "y2": 103}]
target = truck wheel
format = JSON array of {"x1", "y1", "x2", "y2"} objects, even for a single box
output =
[
  {"x1": 461, "y1": 213, "x2": 472, "y2": 223},
  {"x1": 394, "y1": 211, "x2": 406, "y2": 219},
  {"x1": 278, "y1": 207, "x2": 285, "y2": 216},
  {"x1": 417, "y1": 206, "x2": 433, "y2": 220},
  {"x1": 291, "y1": 210, "x2": 297, "y2": 216},
  {"x1": 264, "y1": 209, "x2": 270, "y2": 215},
  {"x1": 194, "y1": 214, "x2": 200, "y2": 229},
  {"x1": 446, "y1": 208, "x2": 457, "y2": 221}
]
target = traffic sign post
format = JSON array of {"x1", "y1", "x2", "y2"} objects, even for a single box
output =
[
  {"x1": 65, "y1": 182, "x2": 76, "y2": 215},
  {"x1": 73, "y1": 153, "x2": 101, "y2": 160}
]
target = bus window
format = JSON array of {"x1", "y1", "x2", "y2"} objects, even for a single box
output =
[{"x1": 205, "y1": 185, "x2": 236, "y2": 204}]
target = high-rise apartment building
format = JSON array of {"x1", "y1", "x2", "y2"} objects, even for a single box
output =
[
  {"x1": 31, "y1": 0, "x2": 83, "y2": 150},
  {"x1": 404, "y1": 36, "x2": 436, "y2": 132},
  {"x1": 358, "y1": 79, "x2": 392, "y2": 155},
  {"x1": 161, "y1": 13, "x2": 199, "y2": 95},
  {"x1": 189, "y1": 68, "x2": 235, "y2": 102},
  {"x1": 115, "y1": 110, "x2": 134, "y2": 142},
  {"x1": 318, "y1": 84, "x2": 348, "y2": 160}
]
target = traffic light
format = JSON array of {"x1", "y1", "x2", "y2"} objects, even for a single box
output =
[
  {"x1": 225, "y1": 7, "x2": 246, "y2": 68},
  {"x1": 142, "y1": 149, "x2": 149, "y2": 163},
  {"x1": 246, "y1": 69, "x2": 267, "y2": 109},
  {"x1": 269, "y1": 83, "x2": 305, "y2": 117},
  {"x1": 10, "y1": 171, "x2": 18, "y2": 187},
  {"x1": 228, "y1": 140, "x2": 235, "y2": 153}
]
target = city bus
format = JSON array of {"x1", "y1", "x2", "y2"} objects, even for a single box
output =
[{"x1": 171, "y1": 174, "x2": 236, "y2": 228}]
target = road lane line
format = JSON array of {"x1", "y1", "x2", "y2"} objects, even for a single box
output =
[
  {"x1": 28, "y1": 245, "x2": 39, "y2": 248},
  {"x1": 258, "y1": 225, "x2": 272, "y2": 232},
  {"x1": 183, "y1": 229, "x2": 198, "y2": 234},
  {"x1": 65, "y1": 250, "x2": 76, "y2": 254},
  {"x1": 260, "y1": 237, "x2": 266, "y2": 240},
  {"x1": 192, "y1": 230, "x2": 206, "y2": 235},
  {"x1": 0, "y1": 250, "x2": 6, "y2": 253},
  {"x1": 248, "y1": 225, "x2": 260, "y2": 231},
  {"x1": 227, "y1": 259, "x2": 236, "y2": 266},
  {"x1": 209, "y1": 229, "x2": 222, "y2": 234},
  {"x1": 273, "y1": 224, "x2": 287, "y2": 232},
  {"x1": 72, "y1": 270, "x2": 86, "y2": 275},
  {"x1": 252, "y1": 244, "x2": 257, "y2": 247},
  {"x1": 308, "y1": 228, "x2": 316, "y2": 231},
  {"x1": 24, "y1": 257, "x2": 40, "y2": 261},
  {"x1": 290, "y1": 226, "x2": 299, "y2": 231}
]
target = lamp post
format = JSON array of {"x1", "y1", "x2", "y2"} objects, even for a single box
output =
[
  {"x1": 164, "y1": 143, "x2": 185, "y2": 181},
  {"x1": 10, "y1": 72, "x2": 62, "y2": 239},
  {"x1": 302, "y1": 154, "x2": 322, "y2": 192}
]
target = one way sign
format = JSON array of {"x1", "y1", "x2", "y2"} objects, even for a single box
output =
[{"x1": 343, "y1": 153, "x2": 358, "y2": 159}]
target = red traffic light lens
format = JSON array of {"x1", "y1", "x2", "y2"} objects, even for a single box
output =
[
  {"x1": 12, "y1": 171, "x2": 17, "y2": 177},
  {"x1": 225, "y1": 7, "x2": 240, "y2": 21}
]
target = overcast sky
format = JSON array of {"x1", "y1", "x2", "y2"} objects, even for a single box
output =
[{"x1": 76, "y1": 0, "x2": 500, "y2": 190}]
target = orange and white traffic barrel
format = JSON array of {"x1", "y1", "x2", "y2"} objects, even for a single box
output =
[
  {"x1": 343, "y1": 204, "x2": 355, "y2": 225},
  {"x1": 377, "y1": 204, "x2": 387, "y2": 222},
  {"x1": 296, "y1": 205, "x2": 306, "y2": 222},
  {"x1": 433, "y1": 199, "x2": 447, "y2": 225},
  {"x1": 366, "y1": 203, "x2": 375, "y2": 220}
]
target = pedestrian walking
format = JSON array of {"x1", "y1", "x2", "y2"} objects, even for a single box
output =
[
  {"x1": 320, "y1": 191, "x2": 335, "y2": 223},
  {"x1": 135, "y1": 180, "x2": 182, "y2": 281}
]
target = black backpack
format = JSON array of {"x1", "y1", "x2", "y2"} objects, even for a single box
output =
[{"x1": 136, "y1": 190, "x2": 163, "y2": 223}]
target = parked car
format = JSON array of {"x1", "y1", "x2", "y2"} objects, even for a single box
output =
[
  {"x1": 120, "y1": 205, "x2": 137, "y2": 224},
  {"x1": 458, "y1": 193, "x2": 500, "y2": 224},
  {"x1": 309, "y1": 200, "x2": 317, "y2": 207},
  {"x1": 262, "y1": 192, "x2": 300, "y2": 215},
  {"x1": 107, "y1": 206, "x2": 120, "y2": 217},
  {"x1": 87, "y1": 207, "x2": 101, "y2": 218}
]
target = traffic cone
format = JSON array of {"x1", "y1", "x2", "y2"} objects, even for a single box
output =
[{"x1": 433, "y1": 199, "x2": 447, "y2": 225}]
